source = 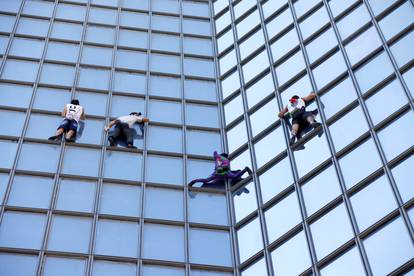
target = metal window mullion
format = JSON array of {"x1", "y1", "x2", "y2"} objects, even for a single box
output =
[
  {"x1": 361, "y1": 0, "x2": 414, "y2": 243},
  {"x1": 227, "y1": 1, "x2": 274, "y2": 275},
  {"x1": 210, "y1": 1, "x2": 240, "y2": 276}
]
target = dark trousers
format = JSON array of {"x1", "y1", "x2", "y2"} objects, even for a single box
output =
[{"x1": 109, "y1": 122, "x2": 134, "y2": 145}]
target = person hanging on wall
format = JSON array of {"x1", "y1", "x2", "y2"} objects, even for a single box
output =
[
  {"x1": 188, "y1": 151, "x2": 252, "y2": 193},
  {"x1": 48, "y1": 99, "x2": 85, "y2": 142},
  {"x1": 104, "y1": 112, "x2": 149, "y2": 149},
  {"x1": 278, "y1": 92, "x2": 322, "y2": 145}
]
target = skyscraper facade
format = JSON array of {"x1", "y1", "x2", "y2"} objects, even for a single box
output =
[{"x1": 0, "y1": 0, "x2": 413, "y2": 276}]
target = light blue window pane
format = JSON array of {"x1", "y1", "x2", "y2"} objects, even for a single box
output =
[
  {"x1": 242, "y1": 258, "x2": 267, "y2": 276},
  {"x1": 345, "y1": 27, "x2": 382, "y2": 66},
  {"x1": 192, "y1": 271, "x2": 232, "y2": 276},
  {"x1": 145, "y1": 187, "x2": 183, "y2": 221},
  {"x1": 118, "y1": 29, "x2": 147, "y2": 49},
  {"x1": 143, "y1": 224, "x2": 184, "y2": 261},
  {"x1": 0, "y1": 0, "x2": 21, "y2": 13},
  {"x1": 100, "y1": 183, "x2": 140, "y2": 217},
  {"x1": 183, "y1": 18, "x2": 211, "y2": 36},
  {"x1": 113, "y1": 71, "x2": 145, "y2": 94},
  {"x1": 85, "y1": 25, "x2": 115, "y2": 45},
  {"x1": 339, "y1": 139, "x2": 382, "y2": 189},
  {"x1": 294, "y1": 137, "x2": 331, "y2": 177},
  {"x1": 329, "y1": 0, "x2": 358, "y2": 17},
  {"x1": 367, "y1": 0, "x2": 398, "y2": 15},
  {"x1": 48, "y1": 215, "x2": 92, "y2": 253},
  {"x1": 0, "y1": 110, "x2": 25, "y2": 136},
  {"x1": 187, "y1": 158, "x2": 214, "y2": 184},
  {"x1": 147, "y1": 126, "x2": 182, "y2": 153},
  {"x1": 78, "y1": 68, "x2": 110, "y2": 90},
  {"x1": 56, "y1": 179, "x2": 96, "y2": 213},
  {"x1": 266, "y1": 8, "x2": 293, "y2": 38},
  {"x1": 110, "y1": 95, "x2": 144, "y2": 118},
  {"x1": 392, "y1": 155, "x2": 414, "y2": 203},
  {"x1": 151, "y1": 33, "x2": 179, "y2": 53},
  {"x1": 242, "y1": 50, "x2": 269, "y2": 83},
  {"x1": 236, "y1": 10, "x2": 260, "y2": 39},
  {"x1": 0, "y1": 83, "x2": 32, "y2": 108},
  {"x1": 152, "y1": 0, "x2": 179, "y2": 14},
  {"x1": 145, "y1": 155, "x2": 183, "y2": 185},
  {"x1": 104, "y1": 151, "x2": 142, "y2": 181},
  {"x1": 311, "y1": 204, "x2": 354, "y2": 260},
  {"x1": 0, "y1": 140, "x2": 18, "y2": 169},
  {"x1": 9, "y1": 37, "x2": 44, "y2": 59},
  {"x1": 238, "y1": 217, "x2": 263, "y2": 263},
  {"x1": 150, "y1": 75, "x2": 181, "y2": 98},
  {"x1": 151, "y1": 53, "x2": 180, "y2": 75},
  {"x1": 44, "y1": 257, "x2": 86, "y2": 276},
  {"x1": 221, "y1": 70, "x2": 241, "y2": 99},
  {"x1": 302, "y1": 166, "x2": 341, "y2": 216},
  {"x1": 246, "y1": 73, "x2": 275, "y2": 108},
  {"x1": 23, "y1": 0, "x2": 54, "y2": 17},
  {"x1": 265, "y1": 192, "x2": 302, "y2": 242},
  {"x1": 120, "y1": 10, "x2": 148, "y2": 28},
  {"x1": 17, "y1": 143, "x2": 60, "y2": 173},
  {"x1": 0, "y1": 173, "x2": 9, "y2": 204},
  {"x1": 17, "y1": 17, "x2": 49, "y2": 37},
  {"x1": 355, "y1": 52, "x2": 394, "y2": 93},
  {"x1": 313, "y1": 51, "x2": 347, "y2": 89},
  {"x1": 390, "y1": 31, "x2": 414, "y2": 68},
  {"x1": 95, "y1": 219, "x2": 139, "y2": 257},
  {"x1": 219, "y1": 49, "x2": 237, "y2": 75},
  {"x1": 270, "y1": 28, "x2": 298, "y2": 62},
  {"x1": 2, "y1": 59, "x2": 39, "y2": 82},
  {"x1": 184, "y1": 57, "x2": 215, "y2": 78},
  {"x1": 89, "y1": 7, "x2": 117, "y2": 25},
  {"x1": 123, "y1": 0, "x2": 148, "y2": 10},
  {"x1": 46, "y1": 41, "x2": 79, "y2": 63},
  {"x1": 254, "y1": 127, "x2": 286, "y2": 168},
  {"x1": 366, "y1": 80, "x2": 408, "y2": 125},
  {"x1": 307, "y1": 27, "x2": 338, "y2": 64},
  {"x1": 214, "y1": 0, "x2": 228, "y2": 15},
  {"x1": 364, "y1": 217, "x2": 414, "y2": 275},
  {"x1": 189, "y1": 192, "x2": 228, "y2": 226},
  {"x1": 378, "y1": 2, "x2": 414, "y2": 40},
  {"x1": 260, "y1": 158, "x2": 293, "y2": 204},
  {"x1": 402, "y1": 67, "x2": 414, "y2": 98},
  {"x1": 91, "y1": 0, "x2": 118, "y2": 7},
  {"x1": 276, "y1": 50, "x2": 305, "y2": 86},
  {"x1": 93, "y1": 261, "x2": 136, "y2": 276},
  {"x1": 8, "y1": 175, "x2": 53, "y2": 209},
  {"x1": 184, "y1": 37, "x2": 212, "y2": 56},
  {"x1": 351, "y1": 176, "x2": 397, "y2": 231},
  {"x1": 329, "y1": 106, "x2": 369, "y2": 152},
  {"x1": 143, "y1": 265, "x2": 184, "y2": 276},
  {"x1": 240, "y1": 29, "x2": 265, "y2": 61},
  {"x1": 190, "y1": 228, "x2": 232, "y2": 266},
  {"x1": 75, "y1": 91, "x2": 107, "y2": 116},
  {"x1": 116, "y1": 50, "x2": 146, "y2": 70},
  {"x1": 56, "y1": 3, "x2": 86, "y2": 21},
  {"x1": 82, "y1": 46, "x2": 112, "y2": 67},
  {"x1": 299, "y1": 6, "x2": 330, "y2": 40},
  {"x1": 272, "y1": 231, "x2": 311, "y2": 275},
  {"x1": 234, "y1": 181, "x2": 257, "y2": 222},
  {"x1": 378, "y1": 112, "x2": 414, "y2": 161},
  {"x1": 76, "y1": 118, "x2": 104, "y2": 145},
  {"x1": 0, "y1": 211, "x2": 46, "y2": 249},
  {"x1": 185, "y1": 79, "x2": 217, "y2": 102},
  {"x1": 250, "y1": 98, "x2": 278, "y2": 136},
  {"x1": 224, "y1": 93, "x2": 243, "y2": 125},
  {"x1": 320, "y1": 77, "x2": 357, "y2": 119},
  {"x1": 234, "y1": 0, "x2": 256, "y2": 19},
  {"x1": 186, "y1": 103, "x2": 219, "y2": 128},
  {"x1": 0, "y1": 35, "x2": 9, "y2": 55},
  {"x1": 0, "y1": 254, "x2": 37, "y2": 276},
  {"x1": 186, "y1": 130, "x2": 221, "y2": 156},
  {"x1": 149, "y1": 99, "x2": 182, "y2": 124},
  {"x1": 183, "y1": 1, "x2": 209, "y2": 17},
  {"x1": 281, "y1": 74, "x2": 312, "y2": 104},
  {"x1": 227, "y1": 120, "x2": 248, "y2": 153},
  {"x1": 62, "y1": 147, "x2": 101, "y2": 177},
  {"x1": 337, "y1": 5, "x2": 371, "y2": 40},
  {"x1": 0, "y1": 15, "x2": 15, "y2": 33},
  {"x1": 294, "y1": 0, "x2": 320, "y2": 18},
  {"x1": 231, "y1": 149, "x2": 253, "y2": 177},
  {"x1": 152, "y1": 15, "x2": 179, "y2": 33},
  {"x1": 51, "y1": 21, "x2": 83, "y2": 41},
  {"x1": 40, "y1": 63, "x2": 76, "y2": 86},
  {"x1": 320, "y1": 247, "x2": 365, "y2": 276},
  {"x1": 217, "y1": 28, "x2": 234, "y2": 54}
]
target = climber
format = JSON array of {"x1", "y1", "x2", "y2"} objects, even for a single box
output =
[
  {"x1": 104, "y1": 112, "x2": 149, "y2": 149},
  {"x1": 188, "y1": 151, "x2": 252, "y2": 193},
  {"x1": 278, "y1": 92, "x2": 322, "y2": 145},
  {"x1": 48, "y1": 99, "x2": 85, "y2": 142}
]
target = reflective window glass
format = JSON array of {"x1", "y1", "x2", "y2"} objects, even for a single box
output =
[
  {"x1": 320, "y1": 247, "x2": 365, "y2": 276},
  {"x1": 151, "y1": 33, "x2": 179, "y2": 53},
  {"x1": 299, "y1": 6, "x2": 329, "y2": 40},
  {"x1": 0, "y1": 110, "x2": 25, "y2": 137},
  {"x1": 43, "y1": 257, "x2": 86, "y2": 276},
  {"x1": 85, "y1": 25, "x2": 115, "y2": 45},
  {"x1": 93, "y1": 261, "x2": 136, "y2": 276},
  {"x1": 189, "y1": 192, "x2": 228, "y2": 226},
  {"x1": 306, "y1": 27, "x2": 338, "y2": 64},
  {"x1": 0, "y1": 15, "x2": 15, "y2": 33},
  {"x1": 145, "y1": 155, "x2": 183, "y2": 186},
  {"x1": 51, "y1": 22, "x2": 83, "y2": 41},
  {"x1": 0, "y1": 173, "x2": 9, "y2": 204},
  {"x1": 91, "y1": 0, "x2": 118, "y2": 7},
  {"x1": 82, "y1": 46, "x2": 112, "y2": 67},
  {"x1": 224, "y1": 93, "x2": 243, "y2": 125},
  {"x1": 236, "y1": 10, "x2": 260, "y2": 39},
  {"x1": 378, "y1": 2, "x2": 414, "y2": 40},
  {"x1": 142, "y1": 265, "x2": 183, "y2": 276},
  {"x1": 40, "y1": 63, "x2": 76, "y2": 86},
  {"x1": 33, "y1": 88, "x2": 70, "y2": 113},
  {"x1": 184, "y1": 57, "x2": 215, "y2": 78},
  {"x1": 56, "y1": 3, "x2": 86, "y2": 21},
  {"x1": 242, "y1": 50, "x2": 269, "y2": 83},
  {"x1": 271, "y1": 28, "x2": 299, "y2": 62},
  {"x1": 16, "y1": 17, "x2": 49, "y2": 37},
  {"x1": 151, "y1": 75, "x2": 181, "y2": 98},
  {"x1": 9, "y1": 37, "x2": 44, "y2": 59},
  {"x1": 184, "y1": 37, "x2": 213, "y2": 56},
  {"x1": 147, "y1": 126, "x2": 182, "y2": 153},
  {"x1": 367, "y1": 0, "x2": 398, "y2": 16},
  {"x1": 237, "y1": 217, "x2": 263, "y2": 263},
  {"x1": 56, "y1": 179, "x2": 96, "y2": 213},
  {"x1": 152, "y1": 15, "x2": 179, "y2": 33},
  {"x1": 89, "y1": 7, "x2": 117, "y2": 25},
  {"x1": 259, "y1": 158, "x2": 293, "y2": 204},
  {"x1": 2, "y1": 59, "x2": 39, "y2": 83},
  {"x1": 118, "y1": 29, "x2": 147, "y2": 49},
  {"x1": 110, "y1": 95, "x2": 144, "y2": 118},
  {"x1": 392, "y1": 155, "x2": 414, "y2": 203},
  {"x1": 17, "y1": 143, "x2": 60, "y2": 173},
  {"x1": 255, "y1": 127, "x2": 286, "y2": 168},
  {"x1": 390, "y1": 31, "x2": 414, "y2": 68},
  {"x1": 234, "y1": 0, "x2": 256, "y2": 19},
  {"x1": 152, "y1": 0, "x2": 179, "y2": 14},
  {"x1": 100, "y1": 183, "x2": 140, "y2": 217},
  {"x1": 113, "y1": 71, "x2": 145, "y2": 95},
  {"x1": 241, "y1": 258, "x2": 267, "y2": 276},
  {"x1": 402, "y1": 67, "x2": 414, "y2": 98},
  {"x1": 187, "y1": 158, "x2": 214, "y2": 184},
  {"x1": 62, "y1": 147, "x2": 101, "y2": 177},
  {"x1": 276, "y1": 50, "x2": 306, "y2": 86},
  {"x1": 227, "y1": 120, "x2": 248, "y2": 153},
  {"x1": 143, "y1": 224, "x2": 184, "y2": 261},
  {"x1": 219, "y1": 49, "x2": 237, "y2": 75},
  {"x1": 46, "y1": 41, "x2": 79, "y2": 63},
  {"x1": 104, "y1": 151, "x2": 142, "y2": 181},
  {"x1": 23, "y1": 0, "x2": 54, "y2": 17},
  {"x1": 116, "y1": 49, "x2": 146, "y2": 70},
  {"x1": 280, "y1": 74, "x2": 312, "y2": 104},
  {"x1": 329, "y1": 0, "x2": 358, "y2": 17},
  {"x1": 0, "y1": 35, "x2": 9, "y2": 55},
  {"x1": 186, "y1": 130, "x2": 221, "y2": 156},
  {"x1": 217, "y1": 28, "x2": 234, "y2": 54},
  {"x1": 0, "y1": 140, "x2": 18, "y2": 169},
  {"x1": 320, "y1": 78, "x2": 357, "y2": 119},
  {"x1": 8, "y1": 175, "x2": 53, "y2": 209},
  {"x1": 246, "y1": 73, "x2": 275, "y2": 108},
  {"x1": 186, "y1": 103, "x2": 219, "y2": 128},
  {"x1": 78, "y1": 68, "x2": 110, "y2": 90},
  {"x1": 233, "y1": 181, "x2": 257, "y2": 222},
  {"x1": 294, "y1": 136, "x2": 331, "y2": 177},
  {"x1": 148, "y1": 99, "x2": 181, "y2": 124},
  {"x1": 0, "y1": 254, "x2": 37, "y2": 276},
  {"x1": 150, "y1": 53, "x2": 180, "y2": 75},
  {"x1": 345, "y1": 27, "x2": 382, "y2": 66},
  {"x1": 250, "y1": 98, "x2": 278, "y2": 136},
  {"x1": 240, "y1": 29, "x2": 265, "y2": 62},
  {"x1": 183, "y1": 18, "x2": 211, "y2": 36},
  {"x1": 221, "y1": 70, "x2": 241, "y2": 99},
  {"x1": 313, "y1": 51, "x2": 347, "y2": 89},
  {"x1": 337, "y1": 5, "x2": 371, "y2": 40},
  {"x1": 145, "y1": 187, "x2": 183, "y2": 221},
  {"x1": 266, "y1": 8, "x2": 293, "y2": 38},
  {"x1": 76, "y1": 91, "x2": 107, "y2": 116},
  {"x1": 216, "y1": 10, "x2": 231, "y2": 34}
]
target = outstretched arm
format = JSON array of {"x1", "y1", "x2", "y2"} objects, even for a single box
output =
[
  {"x1": 278, "y1": 106, "x2": 288, "y2": 118},
  {"x1": 302, "y1": 92, "x2": 317, "y2": 103},
  {"x1": 104, "y1": 120, "x2": 117, "y2": 131},
  {"x1": 141, "y1": 117, "x2": 149, "y2": 123},
  {"x1": 61, "y1": 106, "x2": 67, "y2": 117}
]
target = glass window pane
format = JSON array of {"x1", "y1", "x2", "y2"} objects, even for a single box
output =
[
  {"x1": 46, "y1": 41, "x2": 79, "y2": 63},
  {"x1": 75, "y1": 118, "x2": 104, "y2": 145},
  {"x1": 184, "y1": 36, "x2": 212, "y2": 56},
  {"x1": 122, "y1": 0, "x2": 149, "y2": 10},
  {"x1": 183, "y1": 18, "x2": 211, "y2": 36},
  {"x1": 33, "y1": 88, "x2": 70, "y2": 112},
  {"x1": 313, "y1": 51, "x2": 347, "y2": 89},
  {"x1": 246, "y1": 73, "x2": 275, "y2": 108},
  {"x1": 224, "y1": 93, "x2": 243, "y2": 125},
  {"x1": 0, "y1": 173, "x2": 9, "y2": 204},
  {"x1": 40, "y1": 63, "x2": 76, "y2": 86},
  {"x1": 56, "y1": 3, "x2": 86, "y2": 21},
  {"x1": 152, "y1": 33, "x2": 180, "y2": 53},
  {"x1": 0, "y1": 211, "x2": 46, "y2": 249},
  {"x1": 100, "y1": 183, "x2": 140, "y2": 217},
  {"x1": 306, "y1": 27, "x2": 338, "y2": 64},
  {"x1": 250, "y1": 98, "x2": 278, "y2": 136},
  {"x1": 62, "y1": 147, "x2": 101, "y2": 177},
  {"x1": 150, "y1": 75, "x2": 181, "y2": 98},
  {"x1": 391, "y1": 30, "x2": 414, "y2": 68},
  {"x1": 118, "y1": 29, "x2": 147, "y2": 49},
  {"x1": 93, "y1": 261, "x2": 136, "y2": 276},
  {"x1": 152, "y1": 15, "x2": 179, "y2": 33},
  {"x1": 237, "y1": 217, "x2": 263, "y2": 263},
  {"x1": 186, "y1": 130, "x2": 221, "y2": 156},
  {"x1": 234, "y1": 0, "x2": 256, "y2": 19},
  {"x1": 189, "y1": 192, "x2": 228, "y2": 226},
  {"x1": 148, "y1": 99, "x2": 182, "y2": 124},
  {"x1": 10, "y1": 37, "x2": 44, "y2": 59},
  {"x1": 0, "y1": 140, "x2": 18, "y2": 169},
  {"x1": 320, "y1": 77, "x2": 357, "y2": 119},
  {"x1": 242, "y1": 258, "x2": 267, "y2": 276},
  {"x1": 95, "y1": 219, "x2": 139, "y2": 258},
  {"x1": 185, "y1": 79, "x2": 217, "y2": 102},
  {"x1": 56, "y1": 179, "x2": 96, "y2": 213},
  {"x1": 254, "y1": 127, "x2": 286, "y2": 168},
  {"x1": 145, "y1": 155, "x2": 183, "y2": 185},
  {"x1": 85, "y1": 25, "x2": 115, "y2": 45},
  {"x1": 116, "y1": 50, "x2": 147, "y2": 70},
  {"x1": 2, "y1": 59, "x2": 39, "y2": 83},
  {"x1": 0, "y1": 83, "x2": 32, "y2": 109},
  {"x1": 75, "y1": 91, "x2": 107, "y2": 116},
  {"x1": 391, "y1": 155, "x2": 414, "y2": 203},
  {"x1": 8, "y1": 175, "x2": 53, "y2": 209},
  {"x1": 82, "y1": 46, "x2": 112, "y2": 67},
  {"x1": 17, "y1": 143, "x2": 60, "y2": 173},
  {"x1": 270, "y1": 28, "x2": 298, "y2": 62},
  {"x1": 259, "y1": 158, "x2": 293, "y2": 204},
  {"x1": 337, "y1": 5, "x2": 371, "y2": 40},
  {"x1": 78, "y1": 68, "x2": 110, "y2": 90},
  {"x1": 44, "y1": 257, "x2": 86, "y2": 276},
  {"x1": 378, "y1": 2, "x2": 414, "y2": 40},
  {"x1": 0, "y1": 110, "x2": 25, "y2": 137},
  {"x1": 147, "y1": 126, "x2": 182, "y2": 153},
  {"x1": 266, "y1": 8, "x2": 293, "y2": 38},
  {"x1": 142, "y1": 265, "x2": 184, "y2": 276},
  {"x1": 23, "y1": 0, "x2": 54, "y2": 17},
  {"x1": 233, "y1": 181, "x2": 257, "y2": 222},
  {"x1": 143, "y1": 224, "x2": 184, "y2": 261},
  {"x1": 104, "y1": 151, "x2": 142, "y2": 181},
  {"x1": 186, "y1": 103, "x2": 219, "y2": 128},
  {"x1": 113, "y1": 71, "x2": 145, "y2": 95},
  {"x1": 345, "y1": 27, "x2": 382, "y2": 66},
  {"x1": 89, "y1": 7, "x2": 117, "y2": 25},
  {"x1": 110, "y1": 95, "x2": 144, "y2": 118},
  {"x1": 51, "y1": 22, "x2": 83, "y2": 41},
  {"x1": 150, "y1": 53, "x2": 180, "y2": 75},
  {"x1": 299, "y1": 6, "x2": 330, "y2": 40},
  {"x1": 276, "y1": 50, "x2": 305, "y2": 86},
  {"x1": 183, "y1": 1, "x2": 209, "y2": 17},
  {"x1": 0, "y1": 254, "x2": 37, "y2": 276},
  {"x1": 242, "y1": 50, "x2": 269, "y2": 83},
  {"x1": 294, "y1": 0, "x2": 320, "y2": 17},
  {"x1": 320, "y1": 247, "x2": 365, "y2": 276},
  {"x1": 294, "y1": 136, "x2": 331, "y2": 177},
  {"x1": 17, "y1": 17, "x2": 49, "y2": 37},
  {"x1": 152, "y1": 0, "x2": 179, "y2": 14},
  {"x1": 217, "y1": 28, "x2": 234, "y2": 54},
  {"x1": 236, "y1": 10, "x2": 260, "y2": 39},
  {"x1": 184, "y1": 57, "x2": 215, "y2": 78},
  {"x1": 145, "y1": 187, "x2": 183, "y2": 221},
  {"x1": 189, "y1": 228, "x2": 232, "y2": 266},
  {"x1": 221, "y1": 70, "x2": 241, "y2": 99}
]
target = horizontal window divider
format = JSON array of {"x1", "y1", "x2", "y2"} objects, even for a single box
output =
[
  {"x1": 97, "y1": 213, "x2": 140, "y2": 222},
  {"x1": 52, "y1": 209, "x2": 94, "y2": 218},
  {"x1": 372, "y1": 104, "x2": 412, "y2": 132},
  {"x1": 277, "y1": 69, "x2": 308, "y2": 92},
  {"x1": 183, "y1": 52, "x2": 214, "y2": 60},
  {"x1": 238, "y1": 251, "x2": 265, "y2": 271},
  {"x1": 143, "y1": 218, "x2": 185, "y2": 227},
  {"x1": 141, "y1": 257, "x2": 186, "y2": 268},
  {"x1": 305, "y1": 195, "x2": 344, "y2": 225},
  {"x1": 295, "y1": 1, "x2": 325, "y2": 23},
  {"x1": 263, "y1": 4, "x2": 290, "y2": 25},
  {"x1": 102, "y1": 177, "x2": 142, "y2": 186},
  {"x1": 266, "y1": 223, "x2": 304, "y2": 252},
  {"x1": 3, "y1": 205, "x2": 48, "y2": 214},
  {"x1": 149, "y1": 48, "x2": 180, "y2": 56},
  {"x1": 188, "y1": 186, "x2": 226, "y2": 195},
  {"x1": 334, "y1": 132, "x2": 372, "y2": 159},
  {"x1": 58, "y1": 173, "x2": 100, "y2": 182},
  {"x1": 234, "y1": 210, "x2": 259, "y2": 230},
  {"x1": 224, "y1": 115, "x2": 245, "y2": 130},
  {"x1": 0, "y1": 247, "x2": 40, "y2": 255},
  {"x1": 387, "y1": 146, "x2": 414, "y2": 171},
  {"x1": 372, "y1": 0, "x2": 407, "y2": 21},
  {"x1": 358, "y1": 208, "x2": 401, "y2": 240},
  {"x1": 188, "y1": 262, "x2": 234, "y2": 272},
  {"x1": 144, "y1": 182, "x2": 183, "y2": 191},
  {"x1": 91, "y1": 254, "x2": 138, "y2": 263},
  {"x1": 331, "y1": 0, "x2": 362, "y2": 22},
  {"x1": 188, "y1": 222, "x2": 230, "y2": 231},
  {"x1": 316, "y1": 238, "x2": 356, "y2": 270},
  {"x1": 184, "y1": 98, "x2": 218, "y2": 105},
  {"x1": 388, "y1": 258, "x2": 414, "y2": 276},
  {"x1": 262, "y1": 183, "x2": 296, "y2": 211},
  {"x1": 346, "y1": 169, "x2": 386, "y2": 198}
]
